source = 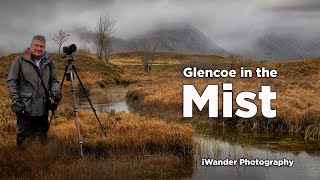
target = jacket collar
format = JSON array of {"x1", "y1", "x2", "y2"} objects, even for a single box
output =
[{"x1": 22, "y1": 48, "x2": 50, "y2": 63}]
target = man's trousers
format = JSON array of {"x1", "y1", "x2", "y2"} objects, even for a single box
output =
[{"x1": 16, "y1": 113, "x2": 49, "y2": 147}]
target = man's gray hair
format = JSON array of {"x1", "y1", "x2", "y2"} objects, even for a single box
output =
[{"x1": 32, "y1": 35, "x2": 46, "y2": 44}]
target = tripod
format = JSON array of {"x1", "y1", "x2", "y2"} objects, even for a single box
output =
[{"x1": 56, "y1": 54, "x2": 107, "y2": 156}]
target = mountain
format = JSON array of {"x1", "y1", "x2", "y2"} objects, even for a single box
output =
[
  {"x1": 111, "y1": 24, "x2": 228, "y2": 55},
  {"x1": 244, "y1": 32, "x2": 320, "y2": 60},
  {"x1": 75, "y1": 26, "x2": 320, "y2": 60}
]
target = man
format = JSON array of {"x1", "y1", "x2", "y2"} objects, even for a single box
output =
[{"x1": 7, "y1": 35, "x2": 62, "y2": 148}]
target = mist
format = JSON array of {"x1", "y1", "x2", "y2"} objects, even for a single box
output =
[{"x1": 0, "y1": 0, "x2": 319, "y2": 57}]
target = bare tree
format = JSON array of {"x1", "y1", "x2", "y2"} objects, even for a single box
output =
[
  {"x1": 53, "y1": 29, "x2": 70, "y2": 55},
  {"x1": 128, "y1": 39, "x2": 160, "y2": 72},
  {"x1": 103, "y1": 37, "x2": 113, "y2": 61},
  {"x1": 95, "y1": 14, "x2": 116, "y2": 63}
]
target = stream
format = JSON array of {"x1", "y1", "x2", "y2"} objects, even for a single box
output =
[
  {"x1": 79, "y1": 85, "x2": 130, "y2": 113},
  {"x1": 79, "y1": 85, "x2": 320, "y2": 180}
]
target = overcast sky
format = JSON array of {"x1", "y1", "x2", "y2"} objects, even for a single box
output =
[{"x1": 1, "y1": 0, "x2": 320, "y2": 55}]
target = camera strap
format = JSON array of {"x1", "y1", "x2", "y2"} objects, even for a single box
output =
[
  {"x1": 34, "y1": 62, "x2": 51, "y2": 103},
  {"x1": 34, "y1": 61, "x2": 56, "y2": 128}
]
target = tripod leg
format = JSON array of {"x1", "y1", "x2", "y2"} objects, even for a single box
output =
[
  {"x1": 72, "y1": 65, "x2": 108, "y2": 137},
  {"x1": 69, "y1": 68, "x2": 84, "y2": 156},
  {"x1": 60, "y1": 64, "x2": 69, "y2": 90},
  {"x1": 48, "y1": 112, "x2": 54, "y2": 129},
  {"x1": 48, "y1": 64, "x2": 69, "y2": 130}
]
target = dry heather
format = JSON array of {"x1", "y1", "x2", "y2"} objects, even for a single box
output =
[
  {"x1": 122, "y1": 54, "x2": 320, "y2": 143},
  {"x1": 0, "y1": 53, "x2": 194, "y2": 179},
  {"x1": 0, "y1": 97, "x2": 194, "y2": 179}
]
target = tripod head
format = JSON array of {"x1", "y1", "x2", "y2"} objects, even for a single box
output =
[
  {"x1": 66, "y1": 54, "x2": 75, "y2": 64},
  {"x1": 61, "y1": 54, "x2": 75, "y2": 81}
]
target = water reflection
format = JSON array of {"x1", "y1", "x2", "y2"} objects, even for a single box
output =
[
  {"x1": 79, "y1": 101, "x2": 129, "y2": 113},
  {"x1": 78, "y1": 85, "x2": 131, "y2": 113},
  {"x1": 192, "y1": 135, "x2": 320, "y2": 180}
]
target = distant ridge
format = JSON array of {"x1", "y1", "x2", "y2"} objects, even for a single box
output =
[
  {"x1": 111, "y1": 23, "x2": 229, "y2": 55},
  {"x1": 242, "y1": 32, "x2": 320, "y2": 60}
]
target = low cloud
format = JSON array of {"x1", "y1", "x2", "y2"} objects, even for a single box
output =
[{"x1": 0, "y1": 0, "x2": 319, "y2": 56}]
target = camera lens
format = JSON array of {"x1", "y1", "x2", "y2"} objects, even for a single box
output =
[{"x1": 69, "y1": 44, "x2": 77, "y2": 53}]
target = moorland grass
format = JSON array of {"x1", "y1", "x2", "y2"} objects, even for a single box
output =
[{"x1": 0, "y1": 53, "x2": 195, "y2": 179}]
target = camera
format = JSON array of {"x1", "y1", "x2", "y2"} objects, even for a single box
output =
[{"x1": 63, "y1": 44, "x2": 77, "y2": 55}]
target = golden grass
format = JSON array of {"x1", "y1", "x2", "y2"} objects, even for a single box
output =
[
  {"x1": 0, "y1": 94, "x2": 194, "y2": 178},
  {"x1": 109, "y1": 51, "x2": 225, "y2": 65},
  {"x1": 0, "y1": 53, "x2": 195, "y2": 179},
  {"x1": 1, "y1": 51, "x2": 320, "y2": 178},
  {"x1": 123, "y1": 55, "x2": 320, "y2": 143}
]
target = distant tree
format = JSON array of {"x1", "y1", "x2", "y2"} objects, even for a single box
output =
[
  {"x1": 103, "y1": 37, "x2": 113, "y2": 62},
  {"x1": 128, "y1": 39, "x2": 160, "y2": 72},
  {"x1": 95, "y1": 14, "x2": 116, "y2": 63},
  {"x1": 53, "y1": 29, "x2": 70, "y2": 55}
]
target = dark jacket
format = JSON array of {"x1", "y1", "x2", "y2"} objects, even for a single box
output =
[{"x1": 7, "y1": 50, "x2": 62, "y2": 116}]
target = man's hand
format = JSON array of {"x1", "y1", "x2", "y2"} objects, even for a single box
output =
[
  {"x1": 50, "y1": 99, "x2": 58, "y2": 104},
  {"x1": 11, "y1": 101, "x2": 23, "y2": 113}
]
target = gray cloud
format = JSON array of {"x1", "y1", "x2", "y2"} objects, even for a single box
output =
[
  {"x1": 264, "y1": 0, "x2": 320, "y2": 12},
  {"x1": 0, "y1": 0, "x2": 319, "y2": 56}
]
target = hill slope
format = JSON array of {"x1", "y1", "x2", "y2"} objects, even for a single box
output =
[{"x1": 0, "y1": 53, "x2": 123, "y2": 94}]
